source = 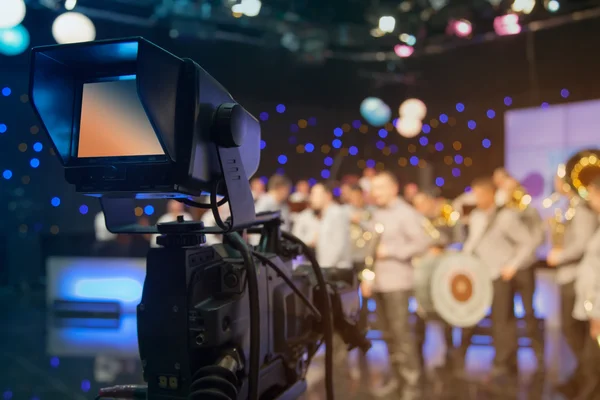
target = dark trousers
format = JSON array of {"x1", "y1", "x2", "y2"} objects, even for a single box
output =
[
  {"x1": 560, "y1": 282, "x2": 588, "y2": 374},
  {"x1": 577, "y1": 329, "x2": 600, "y2": 399},
  {"x1": 375, "y1": 290, "x2": 422, "y2": 389},
  {"x1": 459, "y1": 269, "x2": 543, "y2": 367},
  {"x1": 415, "y1": 316, "x2": 454, "y2": 369}
]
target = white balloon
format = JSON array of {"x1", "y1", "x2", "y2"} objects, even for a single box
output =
[
  {"x1": 52, "y1": 12, "x2": 96, "y2": 45},
  {"x1": 0, "y1": 0, "x2": 26, "y2": 29},
  {"x1": 396, "y1": 118, "x2": 422, "y2": 138},
  {"x1": 399, "y1": 98, "x2": 427, "y2": 121}
]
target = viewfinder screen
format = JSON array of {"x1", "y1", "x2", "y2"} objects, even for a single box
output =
[{"x1": 78, "y1": 78, "x2": 165, "y2": 158}]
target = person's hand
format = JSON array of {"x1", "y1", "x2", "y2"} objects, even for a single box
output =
[
  {"x1": 376, "y1": 244, "x2": 387, "y2": 259},
  {"x1": 360, "y1": 280, "x2": 373, "y2": 298},
  {"x1": 591, "y1": 319, "x2": 600, "y2": 340},
  {"x1": 501, "y1": 265, "x2": 517, "y2": 281},
  {"x1": 546, "y1": 248, "x2": 562, "y2": 267}
]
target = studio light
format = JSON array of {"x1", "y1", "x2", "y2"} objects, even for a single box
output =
[
  {"x1": 360, "y1": 97, "x2": 391, "y2": 127},
  {"x1": 0, "y1": 0, "x2": 26, "y2": 29},
  {"x1": 395, "y1": 118, "x2": 422, "y2": 138},
  {"x1": 494, "y1": 14, "x2": 521, "y2": 35},
  {"x1": 545, "y1": 0, "x2": 560, "y2": 12},
  {"x1": 379, "y1": 16, "x2": 396, "y2": 33},
  {"x1": 512, "y1": 0, "x2": 535, "y2": 14},
  {"x1": 450, "y1": 19, "x2": 472, "y2": 38},
  {"x1": 65, "y1": 0, "x2": 77, "y2": 11},
  {"x1": 399, "y1": 98, "x2": 427, "y2": 121},
  {"x1": 394, "y1": 44, "x2": 414, "y2": 58},
  {"x1": 52, "y1": 12, "x2": 96, "y2": 44},
  {"x1": 0, "y1": 24, "x2": 30, "y2": 56},
  {"x1": 232, "y1": 0, "x2": 262, "y2": 17}
]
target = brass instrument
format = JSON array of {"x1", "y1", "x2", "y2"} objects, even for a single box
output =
[
  {"x1": 350, "y1": 209, "x2": 382, "y2": 281},
  {"x1": 544, "y1": 163, "x2": 577, "y2": 248},
  {"x1": 506, "y1": 184, "x2": 532, "y2": 211}
]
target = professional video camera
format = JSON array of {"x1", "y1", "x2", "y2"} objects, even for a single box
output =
[{"x1": 29, "y1": 37, "x2": 370, "y2": 400}]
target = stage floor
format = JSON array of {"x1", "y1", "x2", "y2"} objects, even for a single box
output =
[{"x1": 0, "y1": 290, "x2": 576, "y2": 400}]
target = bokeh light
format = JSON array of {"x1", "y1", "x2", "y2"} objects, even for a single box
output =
[
  {"x1": 435, "y1": 177, "x2": 445, "y2": 187},
  {"x1": 456, "y1": 103, "x2": 465, "y2": 112},
  {"x1": 298, "y1": 119, "x2": 307, "y2": 128},
  {"x1": 395, "y1": 118, "x2": 422, "y2": 138},
  {"x1": 454, "y1": 154, "x2": 464, "y2": 164},
  {"x1": 394, "y1": 44, "x2": 414, "y2": 58},
  {"x1": 389, "y1": 144, "x2": 398, "y2": 154},
  {"x1": 439, "y1": 114, "x2": 448, "y2": 123},
  {"x1": 360, "y1": 97, "x2": 392, "y2": 127},
  {"x1": 288, "y1": 136, "x2": 297, "y2": 145},
  {"x1": 0, "y1": 124, "x2": 7, "y2": 134},
  {"x1": 259, "y1": 112, "x2": 269, "y2": 121},
  {"x1": 144, "y1": 205, "x2": 154, "y2": 216},
  {"x1": 321, "y1": 169, "x2": 330, "y2": 179},
  {"x1": 308, "y1": 117, "x2": 317, "y2": 126},
  {"x1": 422, "y1": 124, "x2": 431, "y2": 134},
  {"x1": 504, "y1": 96, "x2": 513, "y2": 106},
  {"x1": 1, "y1": 87, "x2": 10, "y2": 96},
  {"x1": 30, "y1": 158, "x2": 40, "y2": 168},
  {"x1": 464, "y1": 157, "x2": 473, "y2": 166},
  {"x1": 399, "y1": 98, "x2": 427, "y2": 120},
  {"x1": 0, "y1": 0, "x2": 26, "y2": 29},
  {"x1": 349, "y1": 146, "x2": 358, "y2": 156},
  {"x1": 276, "y1": 104, "x2": 286, "y2": 113},
  {"x1": 352, "y1": 120, "x2": 361, "y2": 129},
  {"x1": 324, "y1": 157, "x2": 333, "y2": 166},
  {"x1": 453, "y1": 141, "x2": 462, "y2": 151},
  {"x1": 419, "y1": 136, "x2": 428, "y2": 146},
  {"x1": 487, "y1": 109, "x2": 496, "y2": 119},
  {"x1": 452, "y1": 168, "x2": 461, "y2": 177},
  {"x1": 2, "y1": 170, "x2": 12, "y2": 180},
  {"x1": 0, "y1": 24, "x2": 29, "y2": 56},
  {"x1": 290, "y1": 124, "x2": 299, "y2": 133},
  {"x1": 482, "y1": 138, "x2": 492, "y2": 148},
  {"x1": 541, "y1": 102, "x2": 549, "y2": 109},
  {"x1": 561, "y1": 88, "x2": 570, "y2": 98},
  {"x1": 467, "y1": 120, "x2": 477, "y2": 130},
  {"x1": 51, "y1": 197, "x2": 61, "y2": 207},
  {"x1": 50, "y1": 356, "x2": 60, "y2": 368},
  {"x1": 376, "y1": 140, "x2": 385, "y2": 150},
  {"x1": 278, "y1": 155, "x2": 287, "y2": 164},
  {"x1": 52, "y1": 12, "x2": 96, "y2": 44},
  {"x1": 334, "y1": 127, "x2": 343, "y2": 137},
  {"x1": 304, "y1": 143, "x2": 315, "y2": 152},
  {"x1": 81, "y1": 380, "x2": 91, "y2": 392},
  {"x1": 33, "y1": 142, "x2": 43, "y2": 152},
  {"x1": 366, "y1": 159, "x2": 376, "y2": 168},
  {"x1": 378, "y1": 128, "x2": 388, "y2": 138},
  {"x1": 260, "y1": 140, "x2": 266, "y2": 149},
  {"x1": 79, "y1": 205, "x2": 89, "y2": 215},
  {"x1": 435, "y1": 142, "x2": 444, "y2": 151},
  {"x1": 398, "y1": 157, "x2": 407, "y2": 167},
  {"x1": 332, "y1": 139, "x2": 342, "y2": 149},
  {"x1": 409, "y1": 156, "x2": 419, "y2": 166}
]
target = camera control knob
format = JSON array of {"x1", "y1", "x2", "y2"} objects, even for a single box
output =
[{"x1": 212, "y1": 103, "x2": 246, "y2": 148}]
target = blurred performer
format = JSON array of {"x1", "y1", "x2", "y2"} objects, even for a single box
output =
[
  {"x1": 571, "y1": 176, "x2": 600, "y2": 400},
  {"x1": 254, "y1": 174, "x2": 292, "y2": 230},
  {"x1": 250, "y1": 177, "x2": 265, "y2": 202},
  {"x1": 547, "y1": 174, "x2": 599, "y2": 395},
  {"x1": 201, "y1": 204, "x2": 232, "y2": 246},
  {"x1": 492, "y1": 167, "x2": 511, "y2": 206},
  {"x1": 290, "y1": 180, "x2": 310, "y2": 203},
  {"x1": 500, "y1": 175, "x2": 547, "y2": 369},
  {"x1": 412, "y1": 192, "x2": 456, "y2": 370},
  {"x1": 94, "y1": 212, "x2": 117, "y2": 242},
  {"x1": 459, "y1": 177, "x2": 534, "y2": 378},
  {"x1": 291, "y1": 205, "x2": 319, "y2": 249},
  {"x1": 360, "y1": 171, "x2": 432, "y2": 398},
  {"x1": 404, "y1": 182, "x2": 419, "y2": 204},
  {"x1": 151, "y1": 200, "x2": 193, "y2": 248},
  {"x1": 358, "y1": 168, "x2": 376, "y2": 194}
]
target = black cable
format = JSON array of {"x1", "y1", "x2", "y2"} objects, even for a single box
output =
[
  {"x1": 251, "y1": 250, "x2": 322, "y2": 322},
  {"x1": 224, "y1": 232, "x2": 259, "y2": 400},
  {"x1": 179, "y1": 196, "x2": 228, "y2": 209},
  {"x1": 212, "y1": 180, "x2": 230, "y2": 231},
  {"x1": 281, "y1": 231, "x2": 334, "y2": 400}
]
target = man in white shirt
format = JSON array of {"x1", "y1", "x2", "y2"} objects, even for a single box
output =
[
  {"x1": 254, "y1": 174, "x2": 292, "y2": 231},
  {"x1": 151, "y1": 200, "x2": 194, "y2": 248},
  {"x1": 250, "y1": 177, "x2": 265, "y2": 202},
  {"x1": 289, "y1": 180, "x2": 310, "y2": 204},
  {"x1": 309, "y1": 183, "x2": 352, "y2": 270}
]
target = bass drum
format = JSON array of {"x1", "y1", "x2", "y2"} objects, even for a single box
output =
[{"x1": 430, "y1": 253, "x2": 493, "y2": 328}]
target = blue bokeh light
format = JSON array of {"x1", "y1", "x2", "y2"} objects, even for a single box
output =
[
  {"x1": 504, "y1": 96, "x2": 513, "y2": 106},
  {"x1": 278, "y1": 155, "x2": 288, "y2": 165},
  {"x1": 290, "y1": 124, "x2": 299, "y2": 133},
  {"x1": 276, "y1": 167, "x2": 285, "y2": 175},
  {"x1": 321, "y1": 169, "x2": 330, "y2": 179},
  {"x1": 333, "y1": 127, "x2": 343, "y2": 137},
  {"x1": 419, "y1": 136, "x2": 428, "y2": 146},
  {"x1": 454, "y1": 155, "x2": 464, "y2": 164},
  {"x1": 332, "y1": 139, "x2": 342, "y2": 149},
  {"x1": 333, "y1": 187, "x2": 341, "y2": 197},
  {"x1": 487, "y1": 109, "x2": 496, "y2": 119},
  {"x1": 308, "y1": 117, "x2": 317, "y2": 126},
  {"x1": 456, "y1": 103, "x2": 465, "y2": 112},
  {"x1": 409, "y1": 156, "x2": 419, "y2": 166},
  {"x1": 467, "y1": 120, "x2": 477, "y2": 130},
  {"x1": 482, "y1": 138, "x2": 491, "y2": 148},
  {"x1": 1, "y1": 87, "x2": 10, "y2": 97},
  {"x1": 435, "y1": 177, "x2": 445, "y2": 187},
  {"x1": 439, "y1": 114, "x2": 448, "y2": 123},
  {"x1": 352, "y1": 120, "x2": 361, "y2": 129},
  {"x1": 422, "y1": 124, "x2": 431, "y2": 134},
  {"x1": 259, "y1": 112, "x2": 269, "y2": 121},
  {"x1": 324, "y1": 156, "x2": 334, "y2": 166},
  {"x1": 366, "y1": 159, "x2": 376, "y2": 168},
  {"x1": 452, "y1": 168, "x2": 461, "y2": 177},
  {"x1": 81, "y1": 380, "x2": 91, "y2": 392},
  {"x1": 349, "y1": 146, "x2": 358, "y2": 156},
  {"x1": 308, "y1": 178, "x2": 317, "y2": 186},
  {"x1": 50, "y1": 356, "x2": 60, "y2": 368},
  {"x1": 276, "y1": 104, "x2": 286, "y2": 113},
  {"x1": 0, "y1": 124, "x2": 6, "y2": 133},
  {"x1": 0, "y1": 25, "x2": 31, "y2": 57},
  {"x1": 80, "y1": 205, "x2": 89, "y2": 215},
  {"x1": 288, "y1": 136, "x2": 297, "y2": 145},
  {"x1": 51, "y1": 197, "x2": 61, "y2": 207},
  {"x1": 376, "y1": 140, "x2": 385, "y2": 150},
  {"x1": 2, "y1": 391, "x2": 12, "y2": 400},
  {"x1": 304, "y1": 143, "x2": 315, "y2": 152},
  {"x1": 260, "y1": 140, "x2": 266, "y2": 150},
  {"x1": 561, "y1": 88, "x2": 570, "y2": 98},
  {"x1": 2, "y1": 170, "x2": 12, "y2": 180},
  {"x1": 541, "y1": 102, "x2": 549, "y2": 109},
  {"x1": 435, "y1": 142, "x2": 444, "y2": 151},
  {"x1": 30, "y1": 158, "x2": 40, "y2": 168},
  {"x1": 378, "y1": 129, "x2": 388, "y2": 138},
  {"x1": 143, "y1": 205, "x2": 153, "y2": 216},
  {"x1": 389, "y1": 144, "x2": 398, "y2": 154},
  {"x1": 33, "y1": 142, "x2": 43, "y2": 152}
]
